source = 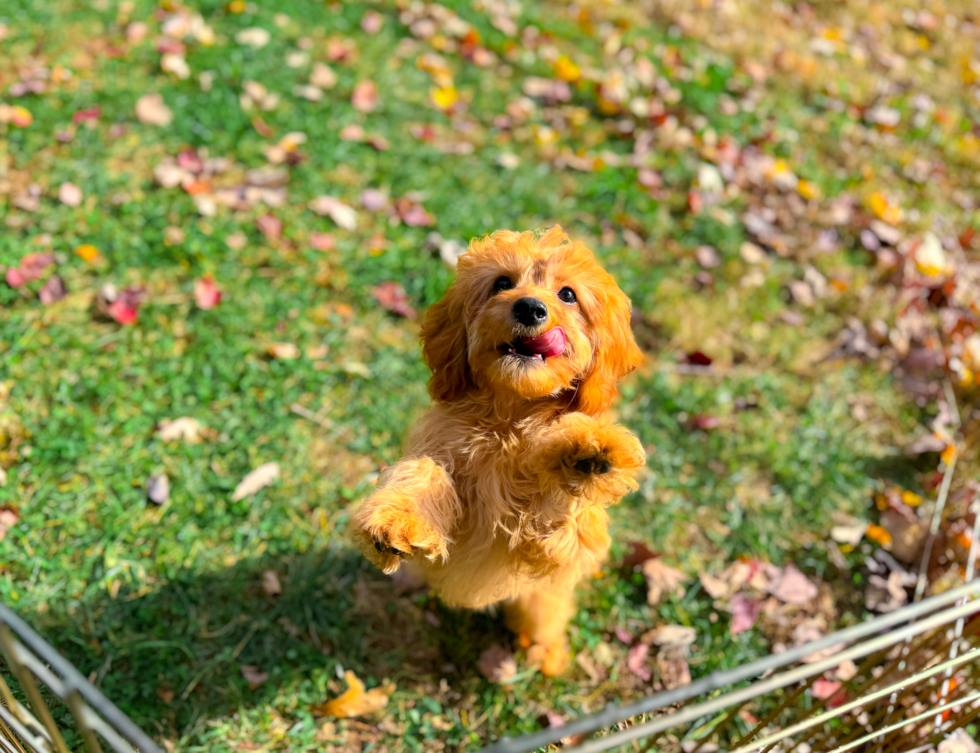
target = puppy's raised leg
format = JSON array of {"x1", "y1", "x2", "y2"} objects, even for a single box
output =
[
  {"x1": 527, "y1": 413, "x2": 645, "y2": 500},
  {"x1": 504, "y1": 584, "x2": 576, "y2": 676},
  {"x1": 355, "y1": 458, "x2": 460, "y2": 574}
]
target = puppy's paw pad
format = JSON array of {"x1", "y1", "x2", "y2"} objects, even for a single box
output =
[{"x1": 572, "y1": 454, "x2": 611, "y2": 475}]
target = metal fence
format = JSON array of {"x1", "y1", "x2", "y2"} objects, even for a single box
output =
[
  {"x1": 0, "y1": 603, "x2": 161, "y2": 753},
  {"x1": 478, "y1": 580, "x2": 980, "y2": 752}
]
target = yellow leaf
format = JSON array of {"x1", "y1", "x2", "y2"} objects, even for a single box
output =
[
  {"x1": 869, "y1": 192, "x2": 903, "y2": 225},
  {"x1": 75, "y1": 244, "x2": 101, "y2": 263},
  {"x1": 312, "y1": 671, "x2": 394, "y2": 718},
  {"x1": 914, "y1": 232, "x2": 947, "y2": 277},
  {"x1": 554, "y1": 55, "x2": 581, "y2": 82},
  {"x1": 227, "y1": 0, "x2": 246, "y2": 12},
  {"x1": 797, "y1": 179, "x2": 821, "y2": 201},
  {"x1": 866, "y1": 524, "x2": 892, "y2": 546},
  {"x1": 900, "y1": 490, "x2": 923, "y2": 507},
  {"x1": 941, "y1": 444, "x2": 958, "y2": 465},
  {"x1": 11, "y1": 106, "x2": 33, "y2": 128},
  {"x1": 429, "y1": 85, "x2": 458, "y2": 111}
]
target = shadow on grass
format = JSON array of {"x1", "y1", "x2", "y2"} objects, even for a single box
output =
[{"x1": 30, "y1": 544, "x2": 507, "y2": 743}]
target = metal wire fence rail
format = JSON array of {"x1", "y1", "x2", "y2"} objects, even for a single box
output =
[
  {"x1": 479, "y1": 579, "x2": 980, "y2": 753},
  {"x1": 0, "y1": 602, "x2": 161, "y2": 753}
]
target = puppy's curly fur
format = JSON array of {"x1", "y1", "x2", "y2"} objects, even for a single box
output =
[{"x1": 355, "y1": 226, "x2": 645, "y2": 675}]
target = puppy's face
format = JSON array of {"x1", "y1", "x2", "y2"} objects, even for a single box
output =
[{"x1": 422, "y1": 226, "x2": 642, "y2": 415}]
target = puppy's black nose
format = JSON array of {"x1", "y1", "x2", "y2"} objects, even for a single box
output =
[{"x1": 512, "y1": 297, "x2": 548, "y2": 327}]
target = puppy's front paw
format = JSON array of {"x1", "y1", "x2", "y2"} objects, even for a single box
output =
[
  {"x1": 357, "y1": 503, "x2": 449, "y2": 575},
  {"x1": 526, "y1": 641, "x2": 570, "y2": 677}
]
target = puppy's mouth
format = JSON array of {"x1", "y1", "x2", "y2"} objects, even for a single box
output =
[{"x1": 502, "y1": 326, "x2": 567, "y2": 362}]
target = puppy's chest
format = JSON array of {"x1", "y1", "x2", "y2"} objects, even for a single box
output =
[{"x1": 451, "y1": 425, "x2": 537, "y2": 508}]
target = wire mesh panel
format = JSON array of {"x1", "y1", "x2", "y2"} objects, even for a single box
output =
[
  {"x1": 0, "y1": 603, "x2": 162, "y2": 753},
  {"x1": 479, "y1": 580, "x2": 980, "y2": 753}
]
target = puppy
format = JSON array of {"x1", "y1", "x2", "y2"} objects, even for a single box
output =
[{"x1": 355, "y1": 225, "x2": 645, "y2": 675}]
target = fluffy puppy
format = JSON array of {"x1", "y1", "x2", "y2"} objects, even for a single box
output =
[{"x1": 355, "y1": 225, "x2": 645, "y2": 675}]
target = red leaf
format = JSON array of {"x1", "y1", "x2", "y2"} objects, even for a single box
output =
[
  {"x1": 729, "y1": 594, "x2": 760, "y2": 635},
  {"x1": 626, "y1": 643, "x2": 651, "y2": 681},
  {"x1": 193, "y1": 276, "x2": 222, "y2": 310},
  {"x1": 177, "y1": 149, "x2": 204, "y2": 173},
  {"x1": 108, "y1": 287, "x2": 145, "y2": 325},
  {"x1": 811, "y1": 678, "x2": 842, "y2": 700},
  {"x1": 72, "y1": 106, "x2": 101, "y2": 125},
  {"x1": 310, "y1": 232, "x2": 335, "y2": 251},
  {"x1": 38, "y1": 274, "x2": 67, "y2": 305},
  {"x1": 372, "y1": 282, "x2": 417, "y2": 319},
  {"x1": 19, "y1": 252, "x2": 56, "y2": 282},
  {"x1": 400, "y1": 203, "x2": 435, "y2": 227},
  {"x1": 692, "y1": 415, "x2": 721, "y2": 431},
  {"x1": 686, "y1": 351, "x2": 713, "y2": 366},
  {"x1": 613, "y1": 625, "x2": 634, "y2": 644},
  {"x1": 256, "y1": 214, "x2": 283, "y2": 241},
  {"x1": 5, "y1": 267, "x2": 27, "y2": 288}
]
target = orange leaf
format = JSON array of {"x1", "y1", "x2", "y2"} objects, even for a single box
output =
[
  {"x1": 866, "y1": 524, "x2": 892, "y2": 546},
  {"x1": 312, "y1": 671, "x2": 394, "y2": 718}
]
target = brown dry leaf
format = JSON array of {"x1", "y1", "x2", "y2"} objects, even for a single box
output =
[
  {"x1": 308, "y1": 196, "x2": 357, "y2": 231},
  {"x1": 656, "y1": 650, "x2": 692, "y2": 690},
  {"x1": 268, "y1": 342, "x2": 301, "y2": 360},
  {"x1": 698, "y1": 571, "x2": 731, "y2": 599},
  {"x1": 642, "y1": 559, "x2": 688, "y2": 605},
  {"x1": 157, "y1": 417, "x2": 206, "y2": 443},
  {"x1": 135, "y1": 94, "x2": 173, "y2": 126},
  {"x1": 766, "y1": 564, "x2": 818, "y2": 605},
  {"x1": 645, "y1": 624, "x2": 696, "y2": 649},
  {"x1": 241, "y1": 665, "x2": 269, "y2": 688},
  {"x1": 261, "y1": 570, "x2": 282, "y2": 596},
  {"x1": 39, "y1": 274, "x2": 67, "y2": 306},
  {"x1": 478, "y1": 644, "x2": 517, "y2": 684},
  {"x1": 231, "y1": 462, "x2": 281, "y2": 502},
  {"x1": 312, "y1": 671, "x2": 394, "y2": 718}
]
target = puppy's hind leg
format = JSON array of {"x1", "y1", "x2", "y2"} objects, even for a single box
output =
[
  {"x1": 504, "y1": 583, "x2": 576, "y2": 676},
  {"x1": 354, "y1": 458, "x2": 460, "y2": 574}
]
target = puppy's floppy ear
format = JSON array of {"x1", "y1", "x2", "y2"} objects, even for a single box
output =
[
  {"x1": 421, "y1": 283, "x2": 471, "y2": 402},
  {"x1": 572, "y1": 284, "x2": 643, "y2": 416}
]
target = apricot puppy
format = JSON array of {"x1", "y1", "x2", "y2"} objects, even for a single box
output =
[{"x1": 355, "y1": 225, "x2": 645, "y2": 675}]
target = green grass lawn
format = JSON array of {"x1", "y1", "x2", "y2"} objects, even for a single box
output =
[{"x1": 1, "y1": 0, "x2": 976, "y2": 750}]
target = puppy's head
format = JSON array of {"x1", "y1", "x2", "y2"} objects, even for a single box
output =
[{"x1": 421, "y1": 226, "x2": 642, "y2": 415}]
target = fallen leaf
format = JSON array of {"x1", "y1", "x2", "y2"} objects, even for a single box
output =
[
  {"x1": 621, "y1": 541, "x2": 660, "y2": 569},
  {"x1": 372, "y1": 282, "x2": 417, "y2": 319},
  {"x1": 106, "y1": 286, "x2": 145, "y2": 325},
  {"x1": 478, "y1": 644, "x2": 517, "y2": 684},
  {"x1": 261, "y1": 570, "x2": 282, "y2": 596},
  {"x1": 231, "y1": 462, "x2": 280, "y2": 501},
  {"x1": 626, "y1": 643, "x2": 651, "y2": 681},
  {"x1": 835, "y1": 659, "x2": 857, "y2": 682},
  {"x1": 310, "y1": 63, "x2": 338, "y2": 89},
  {"x1": 698, "y1": 571, "x2": 731, "y2": 599},
  {"x1": 147, "y1": 473, "x2": 170, "y2": 505},
  {"x1": 38, "y1": 274, "x2": 67, "y2": 305},
  {"x1": 361, "y1": 10, "x2": 383, "y2": 34},
  {"x1": 0, "y1": 468, "x2": 6, "y2": 487},
  {"x1": 351, "y1": 80, "x2": 379, "y2": 112},
  {"x1": 312, "y1": 671, "x2": 394, "y2": 718},
  {"x1": 256, "y1": 213, "x2": 282, "y2": 241},
  {"x1": 811, "y1": 678, "x2": 842, "y2": 700},
  {"x1": 767, "y1": 564, "x2": 818, "y2": 605},
  {"x1": 235, "y1": 27, "x2": 271, "y2": 48},
  {"x1": 135, "y1": 94, "x2": 173, "y2": 126},
  {"x1": 157, "y1": 417, "x2": 206, "y2": 443},
  {"x1": 194, "y1": 276, "x2": 222, "y2": 310},
  {"x1": 268, "y1": 342, "x2": 301, "y2": 360},
  {"x1": 830, "y1": 525, "x2": 866, "y2": 546},
  {"x1": 360, "y1": 189, "x2": 388, "y2": 212},
  {"x1": 0, "y1": 508, "x2": 19, "y2": 543},
  {"x1": 642, "y1": 560, "x2": 688, "y2": 605},
  {"x1": 646, "y1": 624, "x2": 696, "y2": 648},
  {"x1": 309, "y1": 196, "x2": 358, "y2": 231},
  {"x1": 656, "y1": 651, "x2": 692, "y2": 689},
  {"x1": 241, "y1": 665, "x2": 269, "y2": 689},
  {"x1": 937, "y1": 730, "x2": 980, "y2": 753},
  {"x1": 729, "y1": 594, "x2": 760, "y2": 635},
  {"x1": 310, "y1": 232, "x2": 335, "y2": 251},
  {"x1": 59, "y1": 182, "x2": 83, "y2": 207}
]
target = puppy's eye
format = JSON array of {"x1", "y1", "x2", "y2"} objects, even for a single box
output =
[
  {"x1": 492, "y1": 276, "x2": 514, "y2": 294},
  {"x1": 557, "y1": 287, "x2": 577, "y2": 304}
]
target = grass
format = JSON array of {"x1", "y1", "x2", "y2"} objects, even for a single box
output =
[{"x1": 0, "y1": 0, "x2": 967, "y2": 750}]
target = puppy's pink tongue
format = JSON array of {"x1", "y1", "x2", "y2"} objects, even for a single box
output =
[{"x1": 521, "y1": 327, "x2": 566, "y2": 358}]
